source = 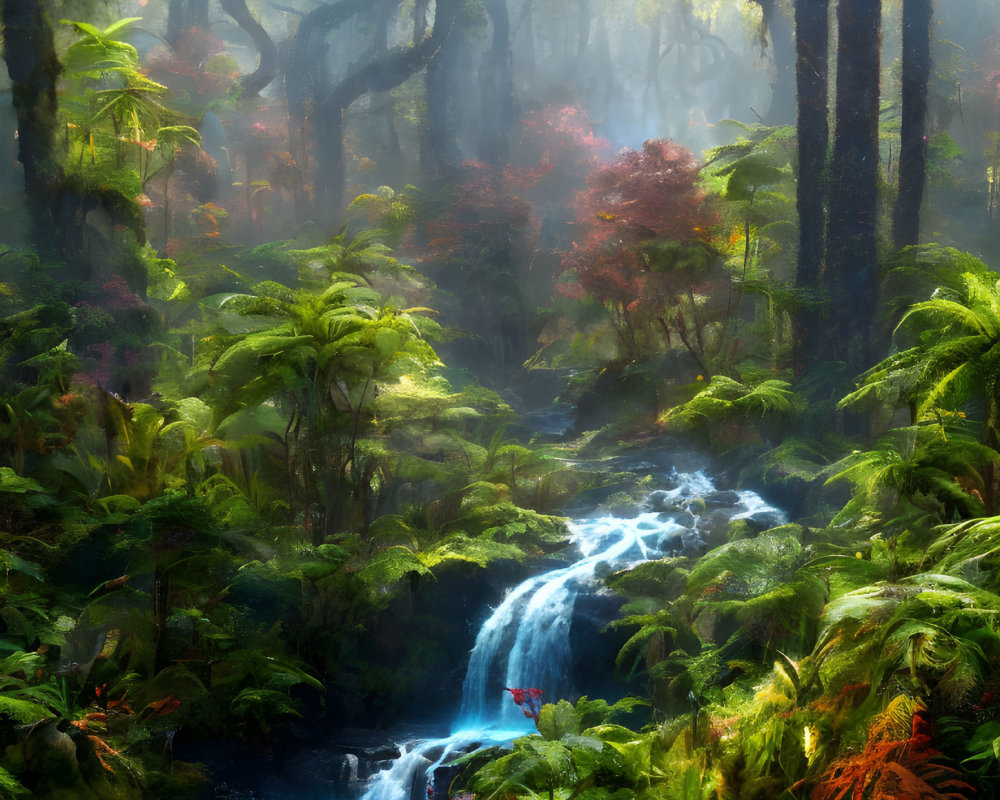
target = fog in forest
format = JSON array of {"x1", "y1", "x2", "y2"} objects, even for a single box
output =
[{"x1": 7, "y1": 1, "x2": 1000, "y2": 799}]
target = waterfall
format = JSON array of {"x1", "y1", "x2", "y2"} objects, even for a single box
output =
[{"x1": 358, "y1": 472, "x2": 783, "y2": 800}]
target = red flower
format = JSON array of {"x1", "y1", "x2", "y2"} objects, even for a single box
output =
[{"x1": 504, "y1": 687, "x2": 543, "y2": 721}]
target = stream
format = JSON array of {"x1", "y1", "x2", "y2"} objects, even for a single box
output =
[{"x1": 353, "y1": 469, "x2": 784, "y2": 800}]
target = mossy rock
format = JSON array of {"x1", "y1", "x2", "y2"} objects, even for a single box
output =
[
  {"x1": 19, "y1": 720, "x2": 142, "y2": 799},
  {"x1": 442, "y1": 503, "x2": 569, "y2": 555},
  {"x1": 606, "y1": 558, "x2": 689, "y2": 602}
]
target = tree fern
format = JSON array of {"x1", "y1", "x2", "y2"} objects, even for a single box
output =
[
  {"x1": 824, "y1": 424, "x2": 996, "y2": 523},
  {"x1": 843, "y1": 269, "x2": 1000, "y2": 455}
]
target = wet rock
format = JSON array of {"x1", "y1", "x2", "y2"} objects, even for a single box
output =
[
  {"x1": 657, "y1": 532, "x2": 684, "y2": 554},
  {"x1": 658, "y1": 510, "x2": 696, "y2": 528},
  {"x1": 704, "y1": 490, "x2": 741, "y2": 509},
  {"x1": 213, "y1": 783, "x2": 260, "y2": 800},
  {"x1": 647, "y1": 490, "x2": 681, "y2": 512},
  {"x1": 680, "y1": 530, "x2": 705, "y2": 555},
  {"x1": 699, "y1": 510, "x2": 735, "y2": 550},
  {"x1": 743, "y1": 510, "x2": 785, "y2": 531}
]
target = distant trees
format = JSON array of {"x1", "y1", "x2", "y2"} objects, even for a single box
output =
[
  {"x1": 752, "y1": 0, "x2": 797, "y2": 125},
  {"x1": 285, "y1": 0, "x2": 462, "y2": 227},
  {"x1": 219, "y1": 0, "x2": 279, "y2": 99}
]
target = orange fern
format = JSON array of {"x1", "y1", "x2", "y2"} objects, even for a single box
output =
[{"x1": 812, "y1": 697, "x2": 973, "y2": 800}]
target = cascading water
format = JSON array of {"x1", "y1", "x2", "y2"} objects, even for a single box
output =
[{"x1": 359, "y1": 471, "x2": 783, "y2": 800}]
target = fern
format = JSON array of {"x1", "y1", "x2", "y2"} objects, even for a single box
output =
[
  {"x1": 0, "y1": 765, "x2": 28, "y2": 798},
  {"x1": 813, "y1": 697, "x2": 973, "y2": 800},
  {"x1": 357, "y1": 546, "x2": 433, "y2": 589},
  {"x1": 0, "y1": 695, "x2": 55, "y2": 724},
  {"x1": 808, "y1": 574, "x2": 1000, "y2": 703}
]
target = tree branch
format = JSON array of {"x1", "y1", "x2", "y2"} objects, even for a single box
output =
[{"x1": 220, "y1": 0, "x2": 279, "y2": 97}]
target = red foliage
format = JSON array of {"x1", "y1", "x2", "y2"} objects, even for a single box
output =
[
  {"x1": 561, "y1": 139, "x2": 716, "y2": 316},
  {"x1": 518, "y1": 104, "x2": 611, "y2": 184},
  {"x1": 812, "y1": 702, "x2": 973, "y2": 800},
  {"x1": 421, "y1": 105, "x2": 607, "y2": 266},
  {"x1": 145, "y1": 28, "x2": 234, "y2": 103},
  {"x1": 423, "y1": 160, "x2": 541, "y2": 265}
]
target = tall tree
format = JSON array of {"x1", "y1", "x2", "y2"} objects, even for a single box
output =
[
  {"x1": 312, "y1": 0, "x2": 462, "y2": 227},
  {"x1": 793, "y1": 0, "x2": 829, "y2": 370},
  {"x1": 479, "y1": 0, "x2": 514, "y2": 165},
  {"x1": 825, "y1": 0, "x2": 882, "y2": 369},
  {"x1": 892, "y1": 0, "x2": 933, "y2": 249},
  {"x1": 1, "y1": 0, "x2": 63, "y2": 252},
  {"x1": 167, "y1": 0, "x2": 209, "y2": 47},
  {"x1": 754, "y1": 0, "x2": 798, "y2": 125}
]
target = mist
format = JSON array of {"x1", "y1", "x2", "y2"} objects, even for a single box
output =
[{"x1": 5, "y1": 2, "x2": 1000, "y2": 799}]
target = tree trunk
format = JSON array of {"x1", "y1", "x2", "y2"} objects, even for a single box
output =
[
  {"x1": 480, "y1": 0, "x2": 514, "y2": 165},
  {"x1": 314, "y1": 0, "x2": 462, "y2": 227},
  {"x1": 1, "y1": 0, "x2": 63, "y2": 253},
  {"x1": 825, "y1": 0, "x2": 881, "y2": 370},
  {"x1": 423, "y1": 14, "x2": 464, "y2": 177},
  {"x1": 282, "y1": 0, "x2": 370, "y2": 212},
  {"x1": 892, "y1": 0, "x2": 932, "y2": 249},
  {"x1": 220, "y1": 0, "x2": 279, "y2": 98},
  {"x1": 3, "y1": 0, "x2": 148, "y2": 296},
  {"x1": 793, "y1": 0, "x2": 829, "y2": 371},
  {"x1": 757, "y1": 0, "x2": 798, "y2": 125}
]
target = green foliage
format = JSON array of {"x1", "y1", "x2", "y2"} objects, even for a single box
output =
[
  {"x1": 806, "y1": 573, "x2": 1000, "y2": 704},
  {"x1": 60, "y1": 16, "x2": 199, "y2": 186},
  {"x1": 662, "y1": 375, "x2": 797, "y2": 452},
  {"x1": 825, "y1": 423, "x2": 997, "y2": 525},
  {"x1": 664, "y1": 375, "x2": 797, "y2": 426},
  {"x1": 842, "y1": 269, "x2": 1000, "y2": 453}
]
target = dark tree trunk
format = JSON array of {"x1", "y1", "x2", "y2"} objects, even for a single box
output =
[
  {"x1": 314, "y1": 0, "x2": 462, "y2": 228},
  {"x1": 479, "y1": 0, "x2": 514, "y2": 165},
  {"x1": 825, "y1": 0, "x2": 881, "y2": 370},
  {"x1": 892, "y1": 0, "x2": 932, "y2": 249},
  {"x1": 220, "y1": 0, "x2": 279, "y2": 98},
  {"x1": 1, "y1": 0, "x2": 63, "y2": 252},
  {"x1": 757, "y1": 0, "x2": 798, "y2": 125},
  {"x1": 282, "y1": 0, "x2": 373, "y2": 221},
  {"x1": 793, "y1": 0, "x2": 829, "y2": 371},
  {"x1": 423, "y1": 17, "x2": 465, "y2": 177}
]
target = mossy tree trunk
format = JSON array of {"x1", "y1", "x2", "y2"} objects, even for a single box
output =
[{"x1": 2, "y1": 0, "x2": 148, "y2": 297}]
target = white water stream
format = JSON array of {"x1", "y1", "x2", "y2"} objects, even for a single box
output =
[{"x1": 358, "y1": 471, "x2": 782, "y2": 800}]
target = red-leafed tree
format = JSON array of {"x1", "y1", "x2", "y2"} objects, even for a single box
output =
[
  {"x1": 417, "y1": 105, "x2": 610, "y2": 370},
  {"x1": 562, "y1": 139, "x2": 720, "y2": 370},
  {"x1": 422, "y1": 159, "x2": 544, "y2": 369}
]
